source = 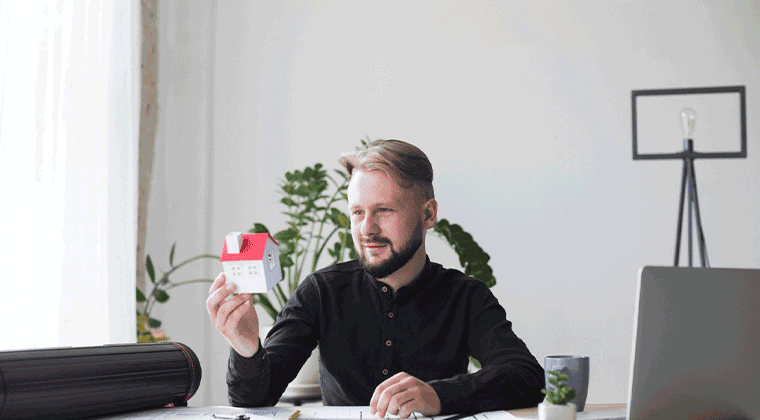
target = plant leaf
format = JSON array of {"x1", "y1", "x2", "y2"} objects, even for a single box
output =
[
  {"x1": 148, "y1": 317, "x2": 162, "y2": 328},
  {"x1": 280, "y1": 255, "x2": 294, "y2": 268},
  {"x1": 169, "y1": 243, "x2": 176, "y2": 266},
  {"x1": 281, "y1": 197, "x2": 298, "y2": 207},
  {"x1": 274, "y1": 228, "x2": 298, "y2": 242},
  {"x1": 249, "y1": 223, "x2": 270, "y2": 234},
  {"x1": 298, "y1": 185, "x2": 314, "y2": 197},
  {"x1": 155, "y1": 290, "x2": 170, "y2": 303},
  {"x1": 330, "y1": 208, "x2": 350, "y2": 228},
  {"x1": 432, "y1": 219, "x2": 496, "y2": 288},
  {"x1": 146, "y1": 255, "x2": 156, "y2": 283},
  {"x1": 334, "y1": 169, "x2": 349, "y2": 180},
  {"x1": 136, "y1": 288, "x2": 147, "y2": 302}
]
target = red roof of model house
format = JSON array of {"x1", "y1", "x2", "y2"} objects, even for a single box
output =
[{"x1": 219, "y1": 233, "x2": 280, "y2": 262}]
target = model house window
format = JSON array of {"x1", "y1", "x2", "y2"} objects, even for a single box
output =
[
  {"x1": 246, "y1": 264, "x2": 258, "y2": 276},
  {"x1": 268, "y1": 252, "x2": 276, "y2": 270}
]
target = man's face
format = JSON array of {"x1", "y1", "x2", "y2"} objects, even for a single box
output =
[{"x1": 347, "y1": 170, "x2": 425, "y2": 279}]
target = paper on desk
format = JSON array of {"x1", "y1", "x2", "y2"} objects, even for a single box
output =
[
  {"x1": 241, "y1": 406, "x2": 519, "y2": 420},
  {"x1": 91, "y1": 406, "x2": 523, "y2": 420},
  {"x1": 89, "y1": 406, "x2": 249, "y2": 419}
]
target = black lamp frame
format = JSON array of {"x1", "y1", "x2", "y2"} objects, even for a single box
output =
[{"x1": 631, "y1": 85, "x2": 747, "y2": 267}]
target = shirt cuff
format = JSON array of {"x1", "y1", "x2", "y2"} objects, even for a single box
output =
[
  {"x1": 428, "y1": 379, "x2": 469, "y2": 415},
  {"x1": 229, "y1": 339, "x2": 268, "y2": 379}
]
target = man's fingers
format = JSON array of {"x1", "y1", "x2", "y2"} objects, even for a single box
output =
[
  {"x1": 215, "y1": 293, "x2": 248, "y2": 330},
  {"x1": 371, "y1": 372, "x2": 441, "y2": 418},
  {"x1": 205, "y1": 273, "x2": 260, "y2": 358},
  {"x1": 374, "y1": 375, "x2": 414, "y2": 418},
  {"x1": 226, "y1": 296, "x2": 252, "y2": 328},
  {"x1": 396, "y1": 398, "x2": 419, "y2": 419},
  {"x1": 370, "y1": 372, "x2": 406, "y2": 415},
  {"x1": 387, "y1": 388, "x2": 415, "y2": 417},
  {"x1": 209, "y1": 272, "x2": 226, "y2": 295},
  {"x1": 205, "y1": 278, "x2": 235, "y2": 322}
]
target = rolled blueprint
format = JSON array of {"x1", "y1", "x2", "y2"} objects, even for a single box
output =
[{"x1": 0, "y1": 342, "x2": 201, "y2": 419}]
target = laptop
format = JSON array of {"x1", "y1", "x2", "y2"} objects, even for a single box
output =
[{"x1": 623, "y1": 266, "x2": 760, "y2": 420}]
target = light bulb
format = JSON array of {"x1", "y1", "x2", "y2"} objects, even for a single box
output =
[{"x1": 680, "y1": 108, "x2": 696, "y2": 139}]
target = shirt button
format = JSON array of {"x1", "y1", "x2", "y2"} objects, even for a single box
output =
[
  {"x1": 382, "y1": 286, "x2": 388, "y2": 293},
  {"x1": 388, "y1": 312, "x2": 394, "y2": 318},
  {"x1": 386, "y1": 340, "x2": 392, "y2": 347},
  {"x1": 382, "y1": 369, "x2": 389, "y2": 375}
]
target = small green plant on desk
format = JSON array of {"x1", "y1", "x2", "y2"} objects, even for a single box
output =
[
  {"x1": 539, "y1": 370, "x2": 577, "y2": 420},
  {"x1": 542, "y1": 370, "x2": 576, "y2": 404}
]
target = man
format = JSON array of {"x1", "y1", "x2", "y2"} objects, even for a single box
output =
[{"x1": 206, "y1": 140, "x2": 544, "y2": 417}]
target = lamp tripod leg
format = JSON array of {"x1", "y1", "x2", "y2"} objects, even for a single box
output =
[
  {"x1": 689, "y1": 163, "x2": 710, "y2": 267},
  {"x1": 674, "y1": 159, "x2": 689, "y2": 266},
  {"x1": 687, "y1": 159, "x2": 694, "y2": 267}
]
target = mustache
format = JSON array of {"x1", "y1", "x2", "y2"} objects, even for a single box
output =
[{"x1": 361, "y1": 237, "x2": 391, "y2": 246}]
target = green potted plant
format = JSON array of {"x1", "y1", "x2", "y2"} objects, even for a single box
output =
[
  {"x1": 539, "y1": 370, "x2": 577, "y2": 420},
  {"x1": 136, "y1": 246, "x2": 219, "y2": 343}
]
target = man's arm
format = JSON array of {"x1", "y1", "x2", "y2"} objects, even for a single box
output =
[
  {"x1": 427, "y1": 284, "x2": 545, "y2": 413},
  {"x1": 224, "y1": 276, "x2": 321, "y2": 407},
  {"x1": 206, "y1": 272, "x2": 273, "y2": 406}
]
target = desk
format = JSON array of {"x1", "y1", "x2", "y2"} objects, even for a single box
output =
[
  {"x1": 508, "y1": 403, "x2": 626, "y2": 419},
  {"x1": 89, "y1": 404, "x2": 627, "y2": 420}
]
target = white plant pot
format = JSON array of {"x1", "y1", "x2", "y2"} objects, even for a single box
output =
[{"x1": 538, "y1": 402, "x2": 577, "y2": 420}]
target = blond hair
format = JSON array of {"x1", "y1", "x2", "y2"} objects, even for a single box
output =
[{"x1": 340, "y1": 139, "x2": 434, "y2": 200}]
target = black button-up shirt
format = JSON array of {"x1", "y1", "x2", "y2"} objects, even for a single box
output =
[{"x1": 226, "y1": 257, "x2": 544, "y2": 413}]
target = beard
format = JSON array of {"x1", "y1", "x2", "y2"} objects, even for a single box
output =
[{"x1": 359, "y1": 222, "x2": 424, "y2": 279}]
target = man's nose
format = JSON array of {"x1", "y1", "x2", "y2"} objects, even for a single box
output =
[{"x1": 360, "y1": 214, "x2": 379, "y2": 237}]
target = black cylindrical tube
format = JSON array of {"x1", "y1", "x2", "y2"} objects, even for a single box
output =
[{"x1": 0, "y1": 342, "x2": 201, "y2": 419}]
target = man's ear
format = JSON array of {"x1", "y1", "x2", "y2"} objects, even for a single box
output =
[{"x1": 422, "y1": 199, "x2": 438, "y2": 229}]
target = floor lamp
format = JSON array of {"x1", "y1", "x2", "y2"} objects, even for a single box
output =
[{"x1": 632, "y1": 86, "x2": 747, "y2": 267}]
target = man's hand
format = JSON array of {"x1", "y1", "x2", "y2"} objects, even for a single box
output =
[
  {"x1": 206, "y1": 272, "x2": 260, "y2": 358},
  {"x1": 369, "y1": 372, "x2": 441, "y2": 419}
]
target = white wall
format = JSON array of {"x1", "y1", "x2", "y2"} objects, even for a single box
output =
[
  {"x1": 145, "y1": 0, "x2": 218, "y2": 405},
  {"x1": 148, "y1": 0, "x2": 760, "y2": 407}
]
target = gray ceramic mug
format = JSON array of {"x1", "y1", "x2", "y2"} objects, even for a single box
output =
[{"x1": 544, "y1": 355, "x2": 590, "y2": 411}]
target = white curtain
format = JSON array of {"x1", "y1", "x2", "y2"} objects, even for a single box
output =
[{"x1": 0, "y1": 1, "x2": 139, "y2": 350}]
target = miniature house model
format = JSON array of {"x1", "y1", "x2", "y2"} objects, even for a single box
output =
[{"x1": 219, "y1": 232, "x2": 283, "y2": 293}]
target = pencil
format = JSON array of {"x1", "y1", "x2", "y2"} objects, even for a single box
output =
[{"x1": 289, "y1": 410, "x2": 301, "y2": 420}]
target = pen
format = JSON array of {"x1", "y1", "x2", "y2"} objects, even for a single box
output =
[
  {"x1": 289, "y1": 410, "x2": 301, "y2": 420},
  {"x1": 213, "y1": 414, "x2": 250, "y2": 420}
]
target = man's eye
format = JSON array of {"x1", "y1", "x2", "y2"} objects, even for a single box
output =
[
  {"x1": 352, "y1": 210, "x2": 364, "y2": 216},
  {"x1": 379, "y1": 208, "x2": 392, "y2": 213}
]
